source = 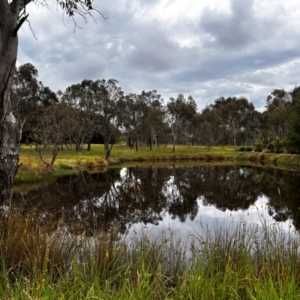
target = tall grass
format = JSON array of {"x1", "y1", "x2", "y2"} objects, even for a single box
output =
[{"x1": 1, "y1": 208, "x2": 300, "y2": 299}]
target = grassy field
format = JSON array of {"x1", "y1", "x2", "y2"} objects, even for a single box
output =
[
  {"x1": 16, "y1": 143, "x2": 300, "y2": 185},
  {"x1": 0, "y1": 209, "x2": 300, "y2": 299},
  {"x1": 19, "y1": 143, "x2": 237, "y2": 166}
]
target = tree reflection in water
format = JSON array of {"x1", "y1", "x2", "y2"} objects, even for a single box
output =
[{"x1": 12, "y1": 165, "x2": 300, "y2": 235}]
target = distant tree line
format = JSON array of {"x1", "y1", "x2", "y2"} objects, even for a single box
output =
[{"x1": 11, "y1": 63, "x2": 300, "y2": 163}]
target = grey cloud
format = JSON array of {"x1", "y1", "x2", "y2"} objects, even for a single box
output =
[
  {"x1": 174, "y1": 48, "x2": 300, "y2": 85},
  {"x1": 17, "y1": 0, "x2": 300, "y2": 112},
  {"x1": 200, "y1": 0, "x2": 256, "y2": 49},
  {"x1": 127, "y1": 31, "x2": 180, "y2": 72}
]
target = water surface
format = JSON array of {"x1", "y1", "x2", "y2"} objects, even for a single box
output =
[{"x1": 12, "y1": 165, "x2": 300, "y2": 240}]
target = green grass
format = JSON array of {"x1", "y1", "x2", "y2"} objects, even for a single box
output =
[
  {"x1": 1, "y1": 209, "x2": 300, "y2": 299},
  {"x1": 16, "y1": 143, "x2": 300, "y2": 185},
  {"x1": 19, "y1": 143, "x2": 236, "y2": 165}
]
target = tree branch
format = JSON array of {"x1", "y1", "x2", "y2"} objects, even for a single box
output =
[{"x1": 14, "y1": 13, "x2": 29, "y2": 34}]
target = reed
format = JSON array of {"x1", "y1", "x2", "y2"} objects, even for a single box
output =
[{"x1": 1, "y1": 208, "x2": 300, "y2": 299}]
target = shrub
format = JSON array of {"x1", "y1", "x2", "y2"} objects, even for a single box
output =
[
  {"x1": 254, "y1": 139, "x2": 264, "y2": 152},
  {"x1": 267, "y1": 139, "x2": 285, "y2": 153}
]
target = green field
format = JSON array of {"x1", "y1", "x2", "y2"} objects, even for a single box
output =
[{"x1": 16, "y1": 143, "x2": 300, "y2": 186}]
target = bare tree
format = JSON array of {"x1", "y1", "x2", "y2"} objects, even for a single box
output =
[{"x1": 37, "y1": 102, "x2": 69, "y2": 168}]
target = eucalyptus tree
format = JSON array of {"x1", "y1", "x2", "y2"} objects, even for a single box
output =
[
  {"x1": 286, "y1": 86, "x2": 300, "y2": 153},
  {"x1": 212, "y1": 97, "x2": 255, "y2": 145},
  {"x1": 11, "y1": 63, "x2": 58, "y2": 144},
  {"x1": 11, "y1": 63, "x2": 40, "y2": 128},
  {"x1": 36, "y1": 102, "x2": 70, "y2": 168},
  {"x1": 0, "y1": 0, "x2": 99, "y2": 201},
  {"x1": 167, "y1": 94, "x2": 197, "y2": 152},
  {"x1": 144, "y1": 106, "x2": 166, "y2": 149},
  {"x1": 265, "y1": 89, "x2": 291, "y2": 141},
  {"x1": 123, "y1": 93, "x2": 144, "y2": 151},
  {"x1": 122, "y1": 90, "x2": 165, "y2": 151},
  {"x1": 95, "y1": 79, "x2": 125, "y2": 160},
  {"x1": 62, "y1": 79, "x2": 99, "y2": 151},
  {"x1": 247, "y1": 110, "x2": 267, "y2": 143},
  {"x1": 195, "y1": 107, "x2": 223, "y2": 150},
  {"x1": 139, "y1": 90, "x2": 165, "y2": 150}
]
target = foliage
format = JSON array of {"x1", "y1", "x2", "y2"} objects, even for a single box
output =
[
  {"x1": 211, "y1": 96, "x2": 255, "y2": 145},
  {"x1": 10, "y1": 63, "x2": 300, "y2": 165},
  {"x1": 254, "y1": 138, "x2": 264, "y2": 152},
  {"x1": 167, "y1": 94, "x2": 197, "y2": 152},
  {"x1": 61, "y1": 79, "x2": 99, "y2": 151},
  {"x1": 194, "y1": 107, "x2": 223, "y2": 150},
  {"x1": 286, "y1": 87, "x2": 300, "y2": 153},
  {"x1": 267, "y1": 139, "x2": 285, "y2": 154},
  {"x1": 11, "y1": 63, "x2": 58, "y2": 142},
  {"x1": 264, "y1": 89, "x2": 291, "y2": 143}
]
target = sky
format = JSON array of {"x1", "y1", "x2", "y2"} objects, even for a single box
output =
[{"x1": 18, "y1": 0, "x2": 300, "y2": 112}]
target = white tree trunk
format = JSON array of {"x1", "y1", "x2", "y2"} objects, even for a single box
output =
[{"x1": 0, "y1": 0, "x2": 22, "y2": 202}]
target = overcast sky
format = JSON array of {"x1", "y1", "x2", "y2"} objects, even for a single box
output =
[{"x1": 18, "y1": 0, "x2": 300, "y2": 111}]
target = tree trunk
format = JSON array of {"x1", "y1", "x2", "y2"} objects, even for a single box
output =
[
  {"x1": 87, "y1": 141, "x2": 91, "y2": 151},
  {"x1": 0, "y1": 2, "x2": 21, "y2": 202},
  {"x1": 135, "y1": 135, "x2": 138, "y2": 152},
  {"x1": 75, "y1": 141, "x2": 82, "y2": 152},
  {"x1": 149, "y1": 133, "x2": 152, "y2": 150},
  {"x1": 104, "y1": 142, "x2": 113, "y2": 160}
]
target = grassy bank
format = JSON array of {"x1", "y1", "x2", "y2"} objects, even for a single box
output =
[
  {"x1": 0, "y1": 209, "x2": 300, "y2": 299},
  {"x1": 16, "y1": 143, "x2": 300, "y2": 184}
]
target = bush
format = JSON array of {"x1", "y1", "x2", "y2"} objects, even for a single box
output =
[
  {"x1": 254, "y1": 139, "x2": 264, "y2": 152},
  {"x1": 267, "y1": 139, "x2": 285, "y2": 153}
]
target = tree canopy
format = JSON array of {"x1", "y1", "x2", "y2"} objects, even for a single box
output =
[{"x1": 11, "y1": 62, "x2": 300, "y2": 159}]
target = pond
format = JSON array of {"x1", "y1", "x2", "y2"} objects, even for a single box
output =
[{"x1": 11, "y1": 164, "x2": 300, "y2": 242}]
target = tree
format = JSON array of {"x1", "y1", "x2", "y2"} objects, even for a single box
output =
[
  {"x1": 139, "y1": 90, "x2": 165, "y2": 150},
  {"x1": 95, "y1": 79, "x2": 125, "y2": 160},
  {"x1": 11, "y1": 63, "x2": 58, "y2": 144},
  {"x1": 11, "y1": 63, "x2": 40, "y2": 127},
  {"x1": 36, "y1": 102, "x2": 70, "y2": 168},
  {"x1": 212, "y1": 97, "x2": 255, "y2": 145},
  {"x1": 265, "y1": 89, "x2": 291, "y2": 141},
  {"x1": 62, "y1": 79, "x2": 99, "y2": 152},
  {"x1": 0, "y1": 0, "x2": 98, "y2": 202},
  {"x1": 123, "y1": 93, "x2": 140, "y2": 150},
  {"x1": 286, "y1": 87, "x2": 300, "y2": 153},
  {"x1": 195, "y1": 107, "x2": 223, "y2": 150},
  {"x1": 167, "y1": 94, "x2": 197, "y2": 152}
]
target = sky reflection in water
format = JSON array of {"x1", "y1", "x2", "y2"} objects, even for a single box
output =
[{"x1": 126, "y1": 194, "x2": 295, "y2": 245}]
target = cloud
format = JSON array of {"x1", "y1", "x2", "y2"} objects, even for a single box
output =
[
  {"x1": 127, "y1": 28, "x2": 181, "y2": 72},
  {"x1": 16, "y1": 0, "x2": 300, "y2": 112},
  {"x1": 199, "y1": 0, "x2": 256, "y2": 49}
]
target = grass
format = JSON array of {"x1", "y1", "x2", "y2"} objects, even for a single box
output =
[
  {"x1": 1, "y1": 208, "x2": 300, "y2": 299},
  {"x1": 16, "y1": 143, "x2": 300, "y2": 185},
  {"x1": 19, "y1": 143, "x2": 235, "y2": 166}
]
